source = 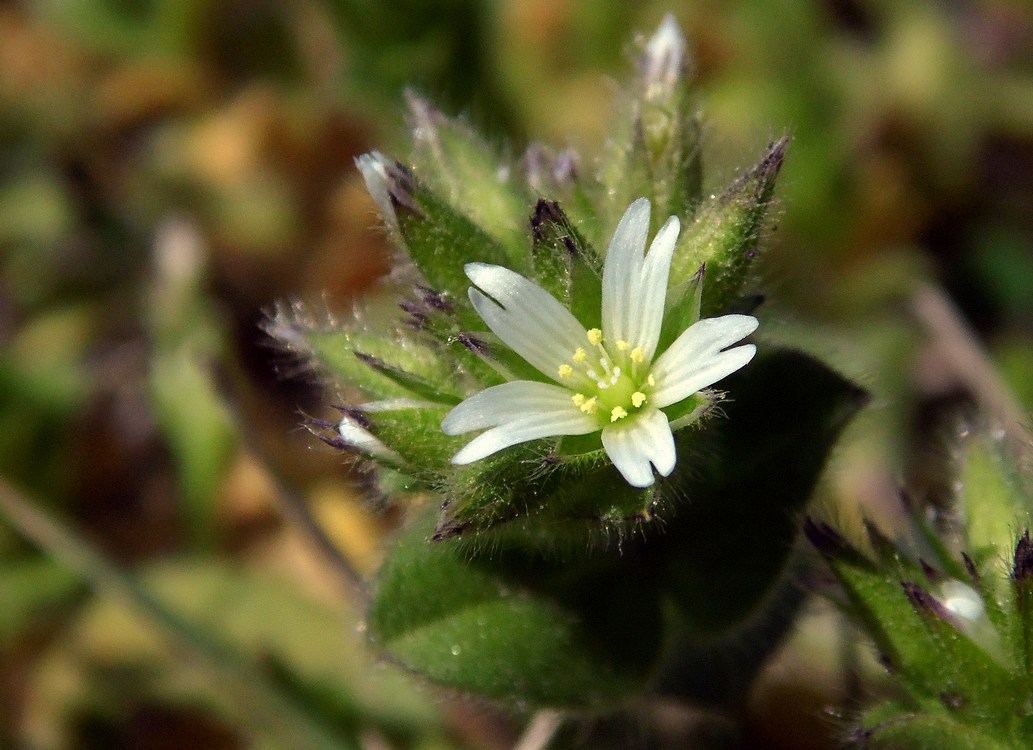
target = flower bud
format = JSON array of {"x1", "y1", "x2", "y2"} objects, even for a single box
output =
[{"x1": 640, "y1": 14, "x2": 689, "y2": 102}]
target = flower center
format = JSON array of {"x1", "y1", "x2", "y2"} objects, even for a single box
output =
[{"x1": 559, "y1": 329, "x2": 655, "y2": 423}]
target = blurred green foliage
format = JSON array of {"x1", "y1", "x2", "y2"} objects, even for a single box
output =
[{"x1": 2, "y1": 0, "x2": 1033, "y2": 747}]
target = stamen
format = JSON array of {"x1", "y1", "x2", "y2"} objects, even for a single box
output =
[
  {"x1": 647, "y1": 374, "x2": 656, "y2": 386},
  {"x1": 580, "y1": 397, "x2": 598, "y2": 414},
  {"x1": 630, "y1": 347, "x2": 645, "y2": 363},
  {"x1": 587, "y1": 328, "x2": 603, "y2": 346},
  {"x1": 615, "y1": 339, "x2": 629, "y2": 351},
  {"x1": 610, "y1": 406, "x2": 628, "y2": 422},
  {"x1": 632, "y1": 392, "x2": 646, "y2": 408},
  {"x1": 572, "y1": 347, "x2": 587, "y2": 363},
  {"x1": 572, "y1": 393, "x2": 586, "y2": 407},
  {"x1": 558, "y1": 364, "x2": 573, "y2": 378}
]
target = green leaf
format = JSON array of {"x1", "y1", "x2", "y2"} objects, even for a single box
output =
[
  {"x1": 671, "y1": 137, "x2": 789, "y2": 315},
  {"x1": 369, "y1": 511, "x2": 662, "y2": 707},
  {"x1": 655, "y1": 348, "x2": 868, "y2": 634},
  {"x1": 352, "y1": 352, "x2": 460, "y2": 405},
  {"x1": 273, "y1": 315, "x2": 455, "y2": 403}
]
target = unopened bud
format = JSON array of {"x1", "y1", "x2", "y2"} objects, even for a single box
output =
[
  {"x1": 641, "y1": 14, "x2": 689, "y2": 101},
  {"x1": 339, "y1": 413, "x2": 404, "y2": 464}
]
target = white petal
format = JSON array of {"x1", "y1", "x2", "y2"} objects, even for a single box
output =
[
  {"x1": 634, "y1": 214, "x2": 680, "y2": 359},
  {"x1": 451, "y1": 411, "x2": 598, "y2": 465},
  {"x1": 602, "y1": 198, "x2": 650, "y2": 351},
  {"x1": 602, "y1": 200, "x2": 679, "y2": 359},
  {"x1": 653, "y1": 345, "x2": 756, "y2": 408},
  {"x1": 441, "y1": 381, "x2": 583, "y2": 434},
  {"x1": 466, "y1": 263, "x2": 587, "y2": 379},
  {"x1": 600, "y1": 407, "x2": 675, "y2": 488},
  {"x1": 649, "y1": 314, "x2": 758, "y2": 407}
]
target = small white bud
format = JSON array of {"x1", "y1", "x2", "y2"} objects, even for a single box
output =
[
  {"x1": 355, "y1": 151, "x2": 398, "y2": 230},
  {"x1": 339, "y1": 414, "x2": 403, "y2": 464},
  {"x1": 641, "y1": 14, "x2": 688, "y2": 98}
]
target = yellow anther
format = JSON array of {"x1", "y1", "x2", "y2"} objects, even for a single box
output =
[
  {"x1": 572, "y1": 347, "x2": 587, "y2": 363},
  {"x1": 558, "y1": 364, "x2": 573, "y2": 378},
  {"x1": 647, "y1": 374, "x2": 656, "y2": 387},
  {"x1": 572, "y1": 393, "x2": 586, "y2": 407},
  {"x1": 610, "y1": 406, "x2": 628, "y2": 422},
  {"x1": 587, "y1": 328, "x2": 603, "y2": 346},
  {"x1": 630, "y1": 347, "x2": 645, "y2": 363},
  {"x1": 631, "y1": 392, "x2": 647, "y2": 408},
  {"x1": 615, "y1": 339, "x2": 630, "y2": 351},
  {"x1": 579, "y1": 397, "x2": 598, "y2": 415}
]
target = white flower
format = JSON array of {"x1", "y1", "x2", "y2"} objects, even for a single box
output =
[{"x1": 441, "y1": 198, "x2": 758, "y2": 488}]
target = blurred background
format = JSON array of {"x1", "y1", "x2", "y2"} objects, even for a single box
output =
[{"x1": 2, "y1": 0, "x2": 1033, "y2": 747}]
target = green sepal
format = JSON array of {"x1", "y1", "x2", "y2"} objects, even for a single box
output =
[
  {"x1": 368, "y1": 510, "x2": 663, "y2": 708},
  {"x1": 655, "y1": 348, "x2": 868, "y2": 634},
  {"x1": 450, "y1": 331, "x2": 548, "y2": 386},
  {"x1": 397, "y1": 289, "x2": 507, "y2": 387},
  {"x1": 671, "y1": 136, "x2": 789, "y2": 316},
  {"x1": 1012, "y1": 531, "x2": 1033, "y2": 678},
  {"x1": 596, "y1": 115, "x2": 655, "y2": 237},
  {"x1": 657, "y1": 263, "x2": 704, "y2": 355},
  {"x1": 434, "y1": 441, "x2": 657, "y2": 552},
  {"x1": 529, "y1": 198, "x2": 601, "y2": 306},
  {"x1": 824, "y1": 555, "x2": 954, "y2": 702},
  {"x1": 385, "y1": 162, "x2": 529, "y2": 316},
  {"x1": 406, "y1": 92, "x2": 530, "y2": 264},
  {"x1": 523, "y1": 142, "x2": 606, "y2": 252},
  {"x1": 663, "y1": 391, "x2": 709, "y2": 429}
]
